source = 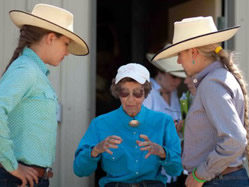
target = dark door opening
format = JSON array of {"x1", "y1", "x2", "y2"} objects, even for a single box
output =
[{"x1": 95, "y1": 0, "x2": 190, "y2": 186}]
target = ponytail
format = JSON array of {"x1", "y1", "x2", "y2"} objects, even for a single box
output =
[
  {"x1": 198, "y1": 44, "x2": 249, "y2": 169},
  {"x1": 218, "y1": 49, "x2": 249, "y2": 169},
  {"x1": 3, "y1": 25, "x2": 59, "y2": 75}
]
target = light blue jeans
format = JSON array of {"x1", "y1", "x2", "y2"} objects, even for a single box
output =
[{"x1": 204, "y1": 168, "x2": 249, "y2": 187}]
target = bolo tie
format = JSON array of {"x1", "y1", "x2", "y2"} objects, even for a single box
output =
[{"x1": 128, "y1": 119, "x2": 139, "y2": 127}]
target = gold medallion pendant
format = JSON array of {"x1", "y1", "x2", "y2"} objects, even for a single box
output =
[{"x1": 129, "y1": 120, "x2": 139, "y2": 127}]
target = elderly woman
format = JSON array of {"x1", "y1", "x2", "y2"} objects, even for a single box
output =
[
  {"x1": 73, "y1": 63, "x2": 182, "y2": 187},
  {"x1": 153, "y1": 16, "x2": 249, "y2": 187},
  {"x1": 144, "y1": 51, "x2": 186, "y2": 131}
]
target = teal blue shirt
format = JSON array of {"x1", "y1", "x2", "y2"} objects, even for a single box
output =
[
  {"x1": 74, "y1": 105, "x2": 182, "y2": 186},
  {"x1": 0, "y1": 48, "x2": 58, "y2": 171}
]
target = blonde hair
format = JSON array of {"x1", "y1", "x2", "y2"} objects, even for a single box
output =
[{"x1": 197, "y1": 44, "x2": 249, "y2": 168}]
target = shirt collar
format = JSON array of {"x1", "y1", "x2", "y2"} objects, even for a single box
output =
[
  {"x1": 118, "y1": 105, "x2": 146, "y2": 129},
  {"x1": 193, "y1": 61, "x2": 224, "y2": 88},
  {"x1": 22, "y1": 47, "x2": 50, "y2": 76},
  {"x1": 150, "y1": 78, "x2": 161, "y2": 91}
]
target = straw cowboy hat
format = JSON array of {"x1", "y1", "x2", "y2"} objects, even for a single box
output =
[
  {"x1": 146, "y1": 44, "x2": 186, "y2": 78},
  {"x1": 152, "y1": 16, "x2": 240, "y2": 61},
  {"x1": 9, "y1": 4, "x2": 89, "y2": 56}
]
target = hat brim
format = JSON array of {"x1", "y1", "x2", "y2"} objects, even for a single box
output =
[
  {"x1": 147, "y1": 53, "x2": 186, "y2": 78},
  {"x1": 115, "y1": 73, "x2": 147, "y2": 84},
  {"x1": 152, "y1": 26, "x2": 240, "y2": 61},
  {"x1": 9, "y1": 10, "x2": 89, "y2": 56},
  {"x1": 169, "y1": 71, "x2": 186, "y2": 78},
  {"x1": 146, "y1": 53, "x2": 165, "y2": 72}
]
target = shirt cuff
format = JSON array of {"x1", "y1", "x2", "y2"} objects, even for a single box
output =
[
  {"x1": 1, "y1": 159, "x2": 18, "y2": 172},
  {"x1": 197, "y1": 163, "x2": 215, "y2": 181},
  {"x1": 159, "y1": 146, "x2": 170, "y2": 164},
  {"x1": 89, "y1": 147, "x2": 101, "y2": 161}
]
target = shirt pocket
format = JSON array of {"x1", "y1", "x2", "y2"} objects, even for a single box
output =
[
  {"x1": 102, "y1": 148, "x2": 127, "y2": 176},
  {"x1": 29, "y1": 89, "x2": 57, "y2": 115},
  {"x1": 43, "y1": 90, "x2": 57, "y2": 115},
  {"x1": 43, "y1": 89, "x2": 57, "y2": 100},
  {"x1": 30, "y1": 88, "x2": 57, "y2": 101}
]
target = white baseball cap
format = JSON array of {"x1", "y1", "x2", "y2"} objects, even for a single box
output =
[{"x1": 115, "y1": 63, "x2": 150, "y2": 84}]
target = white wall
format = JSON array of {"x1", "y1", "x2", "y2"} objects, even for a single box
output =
[
  {"x1": 234, "y1": 0, "x2": 249, "y2": 174},
  {"x1": 0, "y1": 0, "x2": 96, "y2": 186},
  {"x1": 234, "y1": 0, "x2": 249, "y2": 82}
]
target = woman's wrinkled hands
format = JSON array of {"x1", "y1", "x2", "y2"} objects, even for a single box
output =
[
  {"x1": 91, "y1": 135, "x2": 123, "y2": 157},
  {"x1": 136, "y1": 134, "x2": 166, "y2": 159},
  {"x1": 10, "y1": 163, "x2": 39, "y2": 187},
  {"x1": 185, "y1": 173, "x2": 204, "y2": 187}
]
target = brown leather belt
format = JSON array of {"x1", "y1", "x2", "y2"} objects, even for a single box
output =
[
  {"x1": 0, "y1": 163, "x2": 53, "y2": 179},
  {"x1": 28, "y1": 165, "x2": 53, "y2": 179},
  {"x1": 221, "y1": 165, "x2": 243, "y2": 176}
]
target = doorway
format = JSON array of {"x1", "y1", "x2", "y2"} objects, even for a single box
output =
[{"x1": 95, "y1": 0, "x2": 222, "y2": 186}]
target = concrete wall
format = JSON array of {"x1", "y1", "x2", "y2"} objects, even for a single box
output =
[
  {"x1": 234, "y1": 0, "x2": 249, "y2": 82},
  {"x1": 234, "y1": 0, "x2": 249, "y2": 173}
]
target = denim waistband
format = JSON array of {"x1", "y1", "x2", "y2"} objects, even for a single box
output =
[
  {"x1": 204, "y1": 168, "x2": 249, "y2": 186},
  {"x1": 105, "y1": 180, "x2": 165, "y2": 187}
]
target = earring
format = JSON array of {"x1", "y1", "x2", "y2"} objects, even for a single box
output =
[{"x1": 192, "y1": 60, "x2": 195, "y2": 64}]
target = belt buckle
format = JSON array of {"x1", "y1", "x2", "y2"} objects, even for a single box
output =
[
  {"x1": 43, "y1": 168, "x2": 52, "y2": 179},
  {"x1": 131, "y1": 184, "x2": 139, "y2": 187}
]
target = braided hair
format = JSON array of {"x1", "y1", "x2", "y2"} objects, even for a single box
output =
[
  {"x1": 197, "y1": 43, "x2": 249, "y2": 169},
  {"x1": 4, "y1": 25, "x2": 61, "y2": 75}
]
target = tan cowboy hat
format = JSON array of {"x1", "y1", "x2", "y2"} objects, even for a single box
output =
[
  {"x1": 146, "y1": 44, "x2": 186, "y2": 78},
  {"x1": 152, "y1": 16, "x2": 240, "y2": 61},
  {"x1": 9, "y1": 4, "x2": 89, "y2": 56}
]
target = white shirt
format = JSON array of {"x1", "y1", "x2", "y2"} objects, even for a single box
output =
[{"x1": 143, "y1": 78, "x2": 182, "y2": 121}]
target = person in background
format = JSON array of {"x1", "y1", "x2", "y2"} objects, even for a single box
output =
[
  {"x1": 144, "y1": 49, "x2": 186, "y2": 187},
  {"x1": 180, "y1": 75, "x2": 197, "y2": 119},
  {"x1": 0, "y1": 4, "x2": 88, "y2": 187},
  {"x1": 153, "y1": 16, "x2": 249, "y2": 187},
  {"x1": 73, "y1": 63, "x2": 182, "y2": 187},
  {"x1": 144, "y1": 50, "x2": 186, "y2": 132},
  {"x1": 184, "y1": 75, "x2": 196, "y2": 97}
]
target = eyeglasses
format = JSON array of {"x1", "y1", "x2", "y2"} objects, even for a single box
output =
[{"x1": 119, "y1": 88, "x2": 144, "y2": 98}]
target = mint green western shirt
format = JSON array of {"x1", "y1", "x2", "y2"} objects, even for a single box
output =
[{"x1": 0, "y1": 48, "x2": 58, "y2": 171}]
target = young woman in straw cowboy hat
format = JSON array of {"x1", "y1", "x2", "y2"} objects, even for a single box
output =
[
  {"x1": 0, "y1": 3, "x2": 88, "y2": 187},
  {"x1": 153, "y1": 16, "x2": 249, "y2": 186}
]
